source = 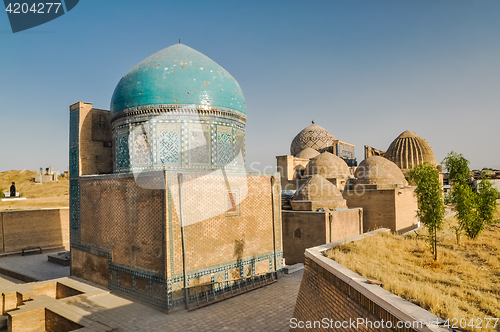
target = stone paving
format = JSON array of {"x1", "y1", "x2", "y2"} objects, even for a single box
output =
[
  {"x1": 69, "y1": 271, "x2": 303, "y2": 332},
  {"x1": 0, "y1": 250, "x2": 70, "y2": 281}
]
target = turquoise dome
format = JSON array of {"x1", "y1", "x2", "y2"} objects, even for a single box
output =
[{"x1": 110, "y1": 44, "x2": 246, "y2": 118}]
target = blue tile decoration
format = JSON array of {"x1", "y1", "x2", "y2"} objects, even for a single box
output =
[
  {"x1": 115, "y1": 134, "x2": 130, "y2": 170},
  {"x1": 159, "y1": 130, "x2": 180, "y2": 164},
  {"x1": 217, "y1": 130, "x2": 233, "y2": 165}
]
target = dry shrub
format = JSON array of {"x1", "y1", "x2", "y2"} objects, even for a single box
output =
[{"x1": 327, "y1": 215, "x2": 500, "y2": 332}]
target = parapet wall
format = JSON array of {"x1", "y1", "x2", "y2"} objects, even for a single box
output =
[
  {"x1": 291, "y1": 230, "x2": 451, "y2": 332},
  {"x1": 0, "y1": 208, "x2": 69, "y2": 253}
]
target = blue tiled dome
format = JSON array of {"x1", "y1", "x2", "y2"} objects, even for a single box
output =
[{"x1": 110, "y1": 44, "x2": 246, "y2": 118}]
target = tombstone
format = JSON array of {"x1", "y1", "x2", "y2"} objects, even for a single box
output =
[
  {"x1": 10, "y1": 182, "x2": 16, "y2": 198},
  {"x1": 39, "y1": 167, "x2": 43, "y2": 174},
  {"x1": 49, "y1": 165, "x2": 53, "y2": 175},
  {"x1": 45, "y1": 167, "x2": 49, "y2": 175}
]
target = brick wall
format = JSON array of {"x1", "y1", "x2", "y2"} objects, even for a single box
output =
[
  {"x1": 292, "y1": 257, "x2": 391, "y2": 332},
  {"x1": 282, "y1": 208, "x2": 362, "y2": 265},
  {"x1": 0, "y1": 208, "x2": 69, "y2": 253},
  {"x1": 394, "y1": 187, "x2": 419, "y2": 234},
  {"x1": 344, "y1": 189, "x2": 397, "y2": 232},
  {"x1": 291, "y1": 233, "x2": 451, "y2": 332},
  {"x1": 77, "y1": 102, "x2": 113, "y2": 176}
]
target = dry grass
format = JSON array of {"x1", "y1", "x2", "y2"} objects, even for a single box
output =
[
  {"x1": 0, "y1": 170, "x2": 69, "y2": 211},
  {"x1": 326, "y1": 209, "x2": 500, "y2": 332}
]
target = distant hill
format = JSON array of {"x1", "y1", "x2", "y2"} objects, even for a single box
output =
[{"x1": 0, "y1": 170, "x2": 68, "y2": 211}]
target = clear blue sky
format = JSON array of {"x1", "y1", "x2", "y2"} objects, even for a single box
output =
[{"x1": 1, "y1": 0, "x2": 499, "y2": 172}]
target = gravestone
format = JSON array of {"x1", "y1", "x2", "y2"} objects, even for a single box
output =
[{"x1": 10, "y1": 182, "x2": 16, "y2": 198}]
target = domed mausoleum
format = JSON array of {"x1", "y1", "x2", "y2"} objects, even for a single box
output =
[
  {"x1": 354, "y1": 156, "x2": 407, "y2": 187},
  {"x1": 343, "y1": 156, "x2": 418, "y2": 233},
  {"x1": 384, "y1": 130, "x2": 437, "y2": 176},
  {"x1": 109, "y1": 43, "x2": 246, "y2": 173},
  {"x1": 68, "y1": 44, "x2": 282, "y2": 312},
  {"x1": 277, "y1": 122, "x2": 356, "y2": 191}
]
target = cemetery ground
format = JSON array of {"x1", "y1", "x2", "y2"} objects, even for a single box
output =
[
  {"x1": 327, "y1": 206, "x2": 500, "y2": 332},
  {"x1": 0, "y1": 170, "x2": 68, "y2": 211}
]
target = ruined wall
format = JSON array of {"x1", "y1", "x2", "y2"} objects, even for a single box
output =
[
  {"x1": 0, "y1": 208, "x2": 69, "y2": 253},
  {"x1": 282, "y1": 208, "x2": 362, "y2": 265},
  {"x1": 73, "y1": 102, "x2": 113, "y2": 176}
]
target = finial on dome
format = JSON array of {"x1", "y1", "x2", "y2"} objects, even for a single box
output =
[
  {"x1": 179, "y1": 38, "x2": 181, "y2": 44},
  {"x1": 312, "y1": 120, "x2": 315, "y2": 124}
]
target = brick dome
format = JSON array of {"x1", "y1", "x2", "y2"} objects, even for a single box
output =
[
  {"x1": 355, "y1": 156, "x2": 407, "y2": 186},
  {"x1": 290, "y1": 124, "x2": 336, "y2": 156},
  {"x1": 295, "y1": 147, "x2": 320, "y2": 159},
  {"x1": 305, "y1": 152, "x2": 350, "y2": 178},
  {"x1": 293, "y1": 174, "x2": 344, "y2": 202},
  {"x1": 385, "y1": 130, "x2": 436, "y2": 171}
]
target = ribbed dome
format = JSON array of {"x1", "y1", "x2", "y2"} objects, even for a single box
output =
[
  {"x1": 290, "y1": 124, "x2": 336, "y2": 156},
  {"x1": 305, "y1": 152, "x2": 350, "y2": 178},
  {"x1": 295, "y1": 147, "x2": 320, "y2": 159},
  {"x1": 110, "y1": 44, "x2": 245, "y2": 119},
  {"x1": 355, "y1": 156, "x2": 407, "y2": 186},
  {"x1": 293, "y1": 174, "x2": 343, "y2": 202},
  {"x1": 385, "y1": 131, "x2": 436, "y2": 170}
]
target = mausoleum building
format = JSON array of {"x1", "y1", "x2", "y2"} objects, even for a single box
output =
[{"x1": 69, "y1": 44, "x2": 283, "y2": 311}]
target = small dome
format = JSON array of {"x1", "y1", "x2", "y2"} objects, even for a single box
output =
[
  {"x1": 385, "y1": 130, "x2": 437, "y2": 170},
  {"x1": 293, "y1": 174, "x2": 343, "y2": 202},
  {"x1": 355, "y1": 156, "x2": 407, "y2": 186},
  {"x1": 305, "y1": 152, "x2": 350, "y2": 178},
  {"x1": 110, "y1": 44, "x2": 246, "y2": 119},
  {"x1": 295, "y1": 147, "x2": 320, "y2": 159},
  {"x1": 290, "y1": 123, "x2": 336, "y2": 156}
]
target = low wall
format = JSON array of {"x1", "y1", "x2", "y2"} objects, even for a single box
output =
[
  {"x1": 282, "y1": 208, "x2": 362, "y2": 265},
  {"x1": 0, "y1": 208, "x2": 69, "y2": 253},
  {"x1": 291, "y1": 230, "x2": 451, "y2": 332}
]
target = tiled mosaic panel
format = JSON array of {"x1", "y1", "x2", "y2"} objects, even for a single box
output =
[
  {"x1": 115, "y1": 134, "x2": 130, "y2": 170},
  {"x1": 80, "y1": 176, "x2": 164, "y2": 274},
  {"x1": 158, "y1": 129, "x2": 180, "y2": 164},
  {"x1": 216, "y1": 126, "x2": 233, "y2": 165},
  {"x1": 69, "y1": 110, "x2": 79, "y2": 178},
  {"x1": 167, "y1": 173, "x2": 282, "y2": 282}
]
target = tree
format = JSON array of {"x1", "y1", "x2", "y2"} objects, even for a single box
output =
[
  {"x1": 443, "y1": 151, "x2": 470, "y2": 184},
  {"x1": 477, "y1": 171, "x2": 499, "y2": 227},
  {"x1": 443, "y1": 152, "x2": 499, "y2": 239},
  {"x1": 409, "y1": 162, "x2": 445, "y2": 260}
]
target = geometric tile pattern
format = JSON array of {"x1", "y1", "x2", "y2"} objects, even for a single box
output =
[
  {"x1": 112, "y1": 113, "x2": 246, "y2": 172},
  {"x1": 158, "y1": 130, "x2": 180, "y2": 164},
  {"x1": 69, "y1": 108, "x2": 80, "y2": 244},
  {"x1": 217, "y1": 127, "x2": 233, "y2": 165},
  {"x1": 290, "y1": 123, "x2": 336, "y2": 156},
  {"x1": 76, "y1": 171, "x2": 282, "y2": 310},
  {"x1": 80, "y1": 176, "x2": 164, "y2": 274},
  {"x1": 115, "y1": 134, "x2": 130, "y2": 170}
]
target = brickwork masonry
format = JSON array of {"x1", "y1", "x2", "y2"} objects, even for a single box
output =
[{"x1": 291, "y1": 230, "x2": 451, "y2": 332}]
